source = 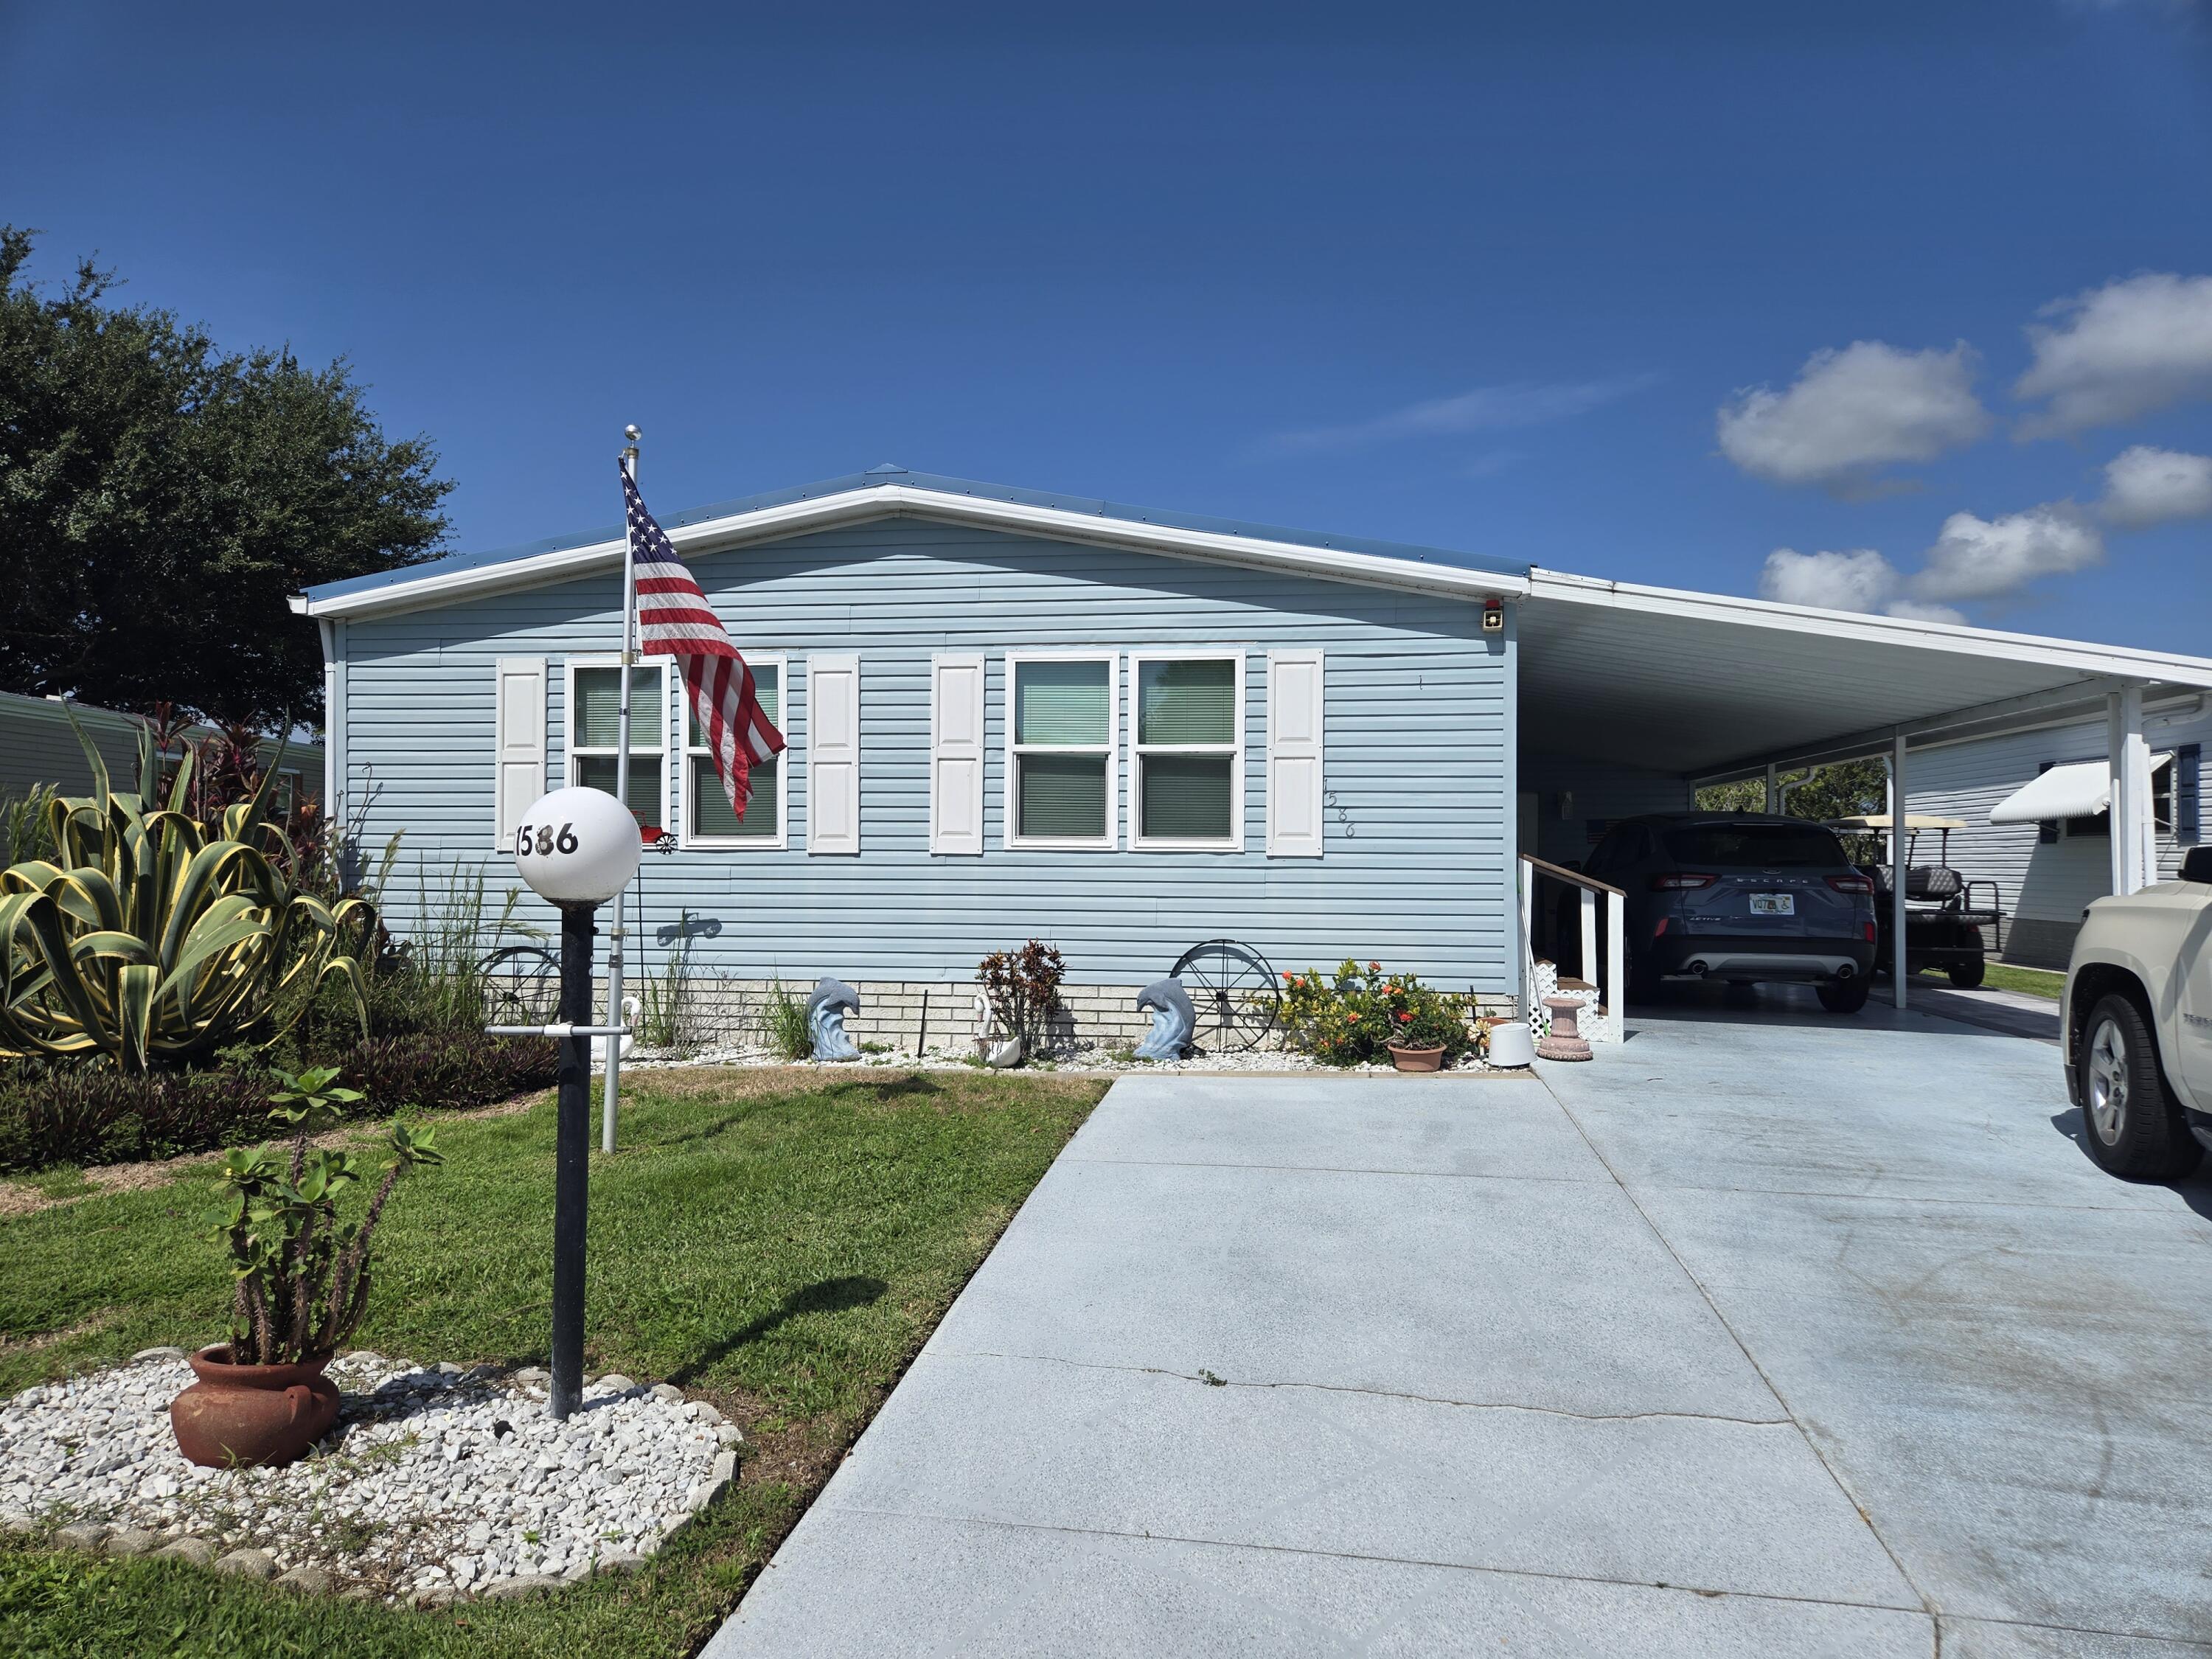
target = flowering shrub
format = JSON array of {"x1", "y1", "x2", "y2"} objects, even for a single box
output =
[{"x1": 1280, "y1": 960, "x2": 1472, "y2": 1067}]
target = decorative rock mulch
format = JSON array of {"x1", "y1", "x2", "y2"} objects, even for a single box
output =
[
  {"x1": 0, "y1": 1350, "x2": 744, "y2": 1604},
  {"x1": 619, "y1": 1042, "x2": 1506, "y2": 1075}
]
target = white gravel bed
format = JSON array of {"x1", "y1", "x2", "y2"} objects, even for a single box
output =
[
  {"x1": 0, "y1": 1351, "x2": 743, "y2": 1603},
  {"x1": 619, "y1": 1042, "x2": 1503, "y2": 1075}
]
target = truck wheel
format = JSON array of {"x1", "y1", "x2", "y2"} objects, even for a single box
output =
[
  {"x1": 1947, "y1": 956, "x2": 1986, "y2": 989},
  {"x1": 1816, "y1": 975, "x2": 1871, "y2": 1013},
  {"x1": 2076, "y1": 994, "x2": 2202, "y2": 1181}
]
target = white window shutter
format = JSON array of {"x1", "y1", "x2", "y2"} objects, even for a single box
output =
[
  {"x1": 807, "y1": 655, "x2": 860, "y2": 855},
  {"x1": 1266, "y1": 650, "x2": 1324, "y2": 858},
  {"x1": 493, "y1": 657, "x2": 547, "y2": 849},
  {"x1": 931, "y1": 653, "x2": 986, "y2": 855}
]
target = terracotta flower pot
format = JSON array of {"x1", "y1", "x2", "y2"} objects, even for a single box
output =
[
  {"x1": 170, "y1": 1345, "x2": 340, "y2": 1469},
  {"x1": 1387, "y1": 1043, "x2": 1446, "y2": 1072}
]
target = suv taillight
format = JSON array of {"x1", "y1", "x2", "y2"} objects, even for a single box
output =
[
  {"x1": 1826, "y1": 874, "x2": 1874, "y2": 894},
  {"x1": 1650, "y1": 872, "x2": 1716, "y2": 890}
]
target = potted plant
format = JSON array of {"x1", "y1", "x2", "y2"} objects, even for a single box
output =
[
  {"x1": 1384, "y1": 995, "x2": 1466, "y2": 1071},
  {"x1": 170, "y1": 1068, "x2": 441, "y2": 1468}
]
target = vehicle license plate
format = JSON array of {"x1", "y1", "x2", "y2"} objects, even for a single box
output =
[{"x1": 1750, "y1": 893, "x2": 1795, "y2": 916}]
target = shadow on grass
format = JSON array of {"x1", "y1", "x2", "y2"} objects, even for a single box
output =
[{"x1": 666, "y1": 1275, "x2": 889, "y2": 1387}]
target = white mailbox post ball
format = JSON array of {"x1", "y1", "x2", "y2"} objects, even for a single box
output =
[{"x1": 512, "y1": 787, "x2": 641, "y2": 905}]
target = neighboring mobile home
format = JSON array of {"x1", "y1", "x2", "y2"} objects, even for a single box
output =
[
  {"x1": 291, "y1": 466, "x2": 2212, "y2": 1041},
  {"x1": 0, "y1": 690, "x2": 322, "y2": 819},
  {"x1": 1902, "y1": 707, "x2": 2206, "y2": 968}
]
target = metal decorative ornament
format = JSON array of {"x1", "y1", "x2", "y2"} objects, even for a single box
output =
[
  {"x1": 1169, "y1": 939, "x2": 1281, "y2": 1052},
  {"x1": 1133, "y1": 977, "x2": 1196, "y2": 1061},
  {"x1": 807, "y1": 978, "x2": 862, "y2": 1062}
]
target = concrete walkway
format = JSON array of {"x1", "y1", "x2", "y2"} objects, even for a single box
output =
[{"x1": 708, "y1": 998, "x2": 2212, "y2": 1658}]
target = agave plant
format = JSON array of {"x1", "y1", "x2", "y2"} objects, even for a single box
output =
[{"x1": 0, "y1": 715, "x2": 371, "y2": 1074}]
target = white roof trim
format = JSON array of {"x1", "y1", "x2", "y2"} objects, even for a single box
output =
[
  {"x1": 1529, "y1": 568, "x2": 2212, "y2": 690},
  {"x1": 1989, "y1": 754, "x2": 2171, "y2": 824},
  {"x1": 292, "y1": 485, "x2": 1530, "y2": 619}
]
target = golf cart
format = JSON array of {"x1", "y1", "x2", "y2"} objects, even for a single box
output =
[{"x1": 1827, "y1": 814, "x2": 2005, "y2": 989}]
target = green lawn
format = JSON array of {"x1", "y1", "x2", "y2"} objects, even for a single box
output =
[
  {"x1": 1978, "y1": 961, "x2": 2065, "y2": 1001},
  {"x1": 0, "y1": 1067, "x2": 1106, "y2": 1658}
]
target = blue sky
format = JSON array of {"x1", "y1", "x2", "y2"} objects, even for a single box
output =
[{"x1": 5, "y1": 0, "x2": 2210, "y2": 652}]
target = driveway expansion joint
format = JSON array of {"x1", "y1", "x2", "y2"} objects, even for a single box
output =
[
  {"x1": 1060, "y1": 1154, "x2": 1610, "y2": 1184},
  {"x1": 927, "y1": 1349, "x2": 1798, "y2": 1428},
  {"x1": 813, "y1": 1501, "x2": 1936, "y2": 1621}
]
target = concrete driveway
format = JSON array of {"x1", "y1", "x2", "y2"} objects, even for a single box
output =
[{"x1": 707, "y1": 997, "x2": 2212, "y2": 1658}]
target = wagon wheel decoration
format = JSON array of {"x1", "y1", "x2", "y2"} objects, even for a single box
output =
[
  {"x1": 478, "y1": 945, "x2": 563, "y2": 1029},
  {"x1": 1171, "y1": 939, "x2": 1281, "y2": 1052}
]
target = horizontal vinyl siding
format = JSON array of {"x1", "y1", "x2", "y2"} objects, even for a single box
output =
[
  {"x1": 0, "y1": 697, "x2": 324, "y2": 804},
  {"x1": 1902, "y1": 700, "x2": 2212, "y2": 936},
  {"x1": 342, "y1": 521, "x2": 1512, "y2": 990}
]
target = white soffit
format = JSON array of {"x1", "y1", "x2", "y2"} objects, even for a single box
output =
[
  {"x1": 1520, "y1": 570, "x2": 2212, "y2": 778},
  {"x1": 1989, "y1": 754, "x2": 2172, "y2": 824}
]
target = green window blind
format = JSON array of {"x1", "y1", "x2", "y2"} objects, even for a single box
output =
[
  {"x1": 686, "y1": 663, "x2": 779, "y2": 745},
  {"x1": 1018, "y1": 754, "x2": 1107, "y2": 840},
  {"x1": 1015, "y1": 660, "x2": 1109, "y2": 746},
  {"x1": 1138, "y1": 659, "x2": 1235, "y2": 745},
  {"x1": 577, "y1": 755, "x2": 664, "y2": 827},
  {"x1": 1141, "y1": 755, "x2": 1234, "y2": 841},
  {"x1": 574, "y1": 666, "x2": 664, "y2": 748},
  {"x1": 691, "y1": 757, "x2": 777, "y2": 838}
]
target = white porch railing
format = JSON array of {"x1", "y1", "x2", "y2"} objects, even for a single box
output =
[{"x1": 1517, "y1": 854, "x2": 1627, "y2": 1043}]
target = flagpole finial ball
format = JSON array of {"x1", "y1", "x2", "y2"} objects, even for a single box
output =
[
  {"x1": 624, "y1": 424, "x2": 641, "y2": 442},
  {"x1": 512, "y1": 786, "x2": 641, "y2": 905}
]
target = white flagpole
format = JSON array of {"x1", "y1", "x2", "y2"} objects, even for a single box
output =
[{"x1": 605, "y1": 423, "x2": 641, "y2": 1154}]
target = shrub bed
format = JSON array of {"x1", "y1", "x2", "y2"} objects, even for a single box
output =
[
  {"x1": 0, "y1": 1034, "x2": 556, "y2": 1175},
  {"x1": 1280, "y1": 959, "x2": 1475, "y2": 1067}
]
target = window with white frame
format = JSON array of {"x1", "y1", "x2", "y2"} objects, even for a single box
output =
[
  {"x1": 566, "y1": 659, "x2": 667, "y2": 830},
  {"x1": 1006, "y1": 653, "x2": 1116, "y2": 849},
  {"x1": 684, "y1": 658, "x2": 785, "y2": 846},
  {"x1": 1132, "y1": 653, "x2": 1242, "y2": 849}
]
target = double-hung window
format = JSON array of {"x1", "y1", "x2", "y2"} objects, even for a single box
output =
[
  {"x1": 684, "y1": 658, "x2": 785, "y2": 847},
  {"x1": 1006, "y1": 653, "x2": 1116, "y2": 849},
  {"x1": 567, "y1": 659, "x2": 667, "y2": 830},
  {"x1": 1132, "y1": 652, "x2": 1243, "y2": 849}
]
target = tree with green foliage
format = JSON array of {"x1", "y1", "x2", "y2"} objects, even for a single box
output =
[
  {"x1": 0, "y1": 226, "x2": 452, "y2": 726},
  {"x1": 1697, "y1": 758, "x2": 1891, "y2": 858}
]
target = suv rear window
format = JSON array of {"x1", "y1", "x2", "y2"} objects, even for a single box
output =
[{"x1": 1661, "y1": 824, "x2": 1847, "y2": 869}]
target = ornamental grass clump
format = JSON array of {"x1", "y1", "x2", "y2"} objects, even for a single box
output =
[
  {"x1": 1281, "y1": 959, "x2": 1473, "y2": 1068},
  {"x1": 206, "y1": 1066, "x2": 441, "y2": 1366}
]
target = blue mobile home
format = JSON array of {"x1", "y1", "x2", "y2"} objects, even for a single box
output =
[
  {"x1": 297, "y1": 469, "x2": 1526, "y2": 1042},
  {"x1": 293, "y1": 466, "x2": 2212, "y2": 1039}
]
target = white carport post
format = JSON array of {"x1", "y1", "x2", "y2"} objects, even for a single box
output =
[
  {"x1": 2107, "y1": 685, "x2": 2153, "y2": 895},
  {"x1": 1891, "y1": 729, "x2": 1908, "y2": 1009}
]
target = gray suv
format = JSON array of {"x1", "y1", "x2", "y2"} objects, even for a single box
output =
[{"x1": 1582, "y1": 814, "x2": 1879, "y2": 1013}]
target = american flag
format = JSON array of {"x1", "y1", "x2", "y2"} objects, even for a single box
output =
[{"x1": 623, "y1": 466, "x2": 785, "y2": 818}]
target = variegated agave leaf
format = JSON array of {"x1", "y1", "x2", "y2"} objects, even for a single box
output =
[{"x1": 0, "y1": 718, "x2": 368, "y2": 1072}]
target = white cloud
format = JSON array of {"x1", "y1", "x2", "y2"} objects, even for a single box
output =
[
  {"x1": 1258, "y1": 375, "x2": 1656, "y2": 456},
  {"x1": 1908, "y1": 503, "x2": 2104, "y2": 602},
  {"x1": 1717, "y1": 341, "x2": 1991, "y2": 490},
  {"x1": 2014, "y1": 273, "x2": 2212, "y2": 436},
  {"x1": 1759, "y1": 547, "x2": 1902, "y2": 612},
  {"x1": 2098, "y1": 444, "x2": 2212, "y2": 528},
  {"x1": 1881, "y1": 598, "x2": 1969, "y2": 625}
]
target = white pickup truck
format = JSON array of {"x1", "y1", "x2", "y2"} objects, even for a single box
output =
[{"x1": 2065, "y1": 844, "x2": 2212, "y2": 1181}]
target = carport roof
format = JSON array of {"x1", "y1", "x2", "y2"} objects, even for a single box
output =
[{"x1": 1520, "y1": 569, "x2": 2212, "y2": 780}]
